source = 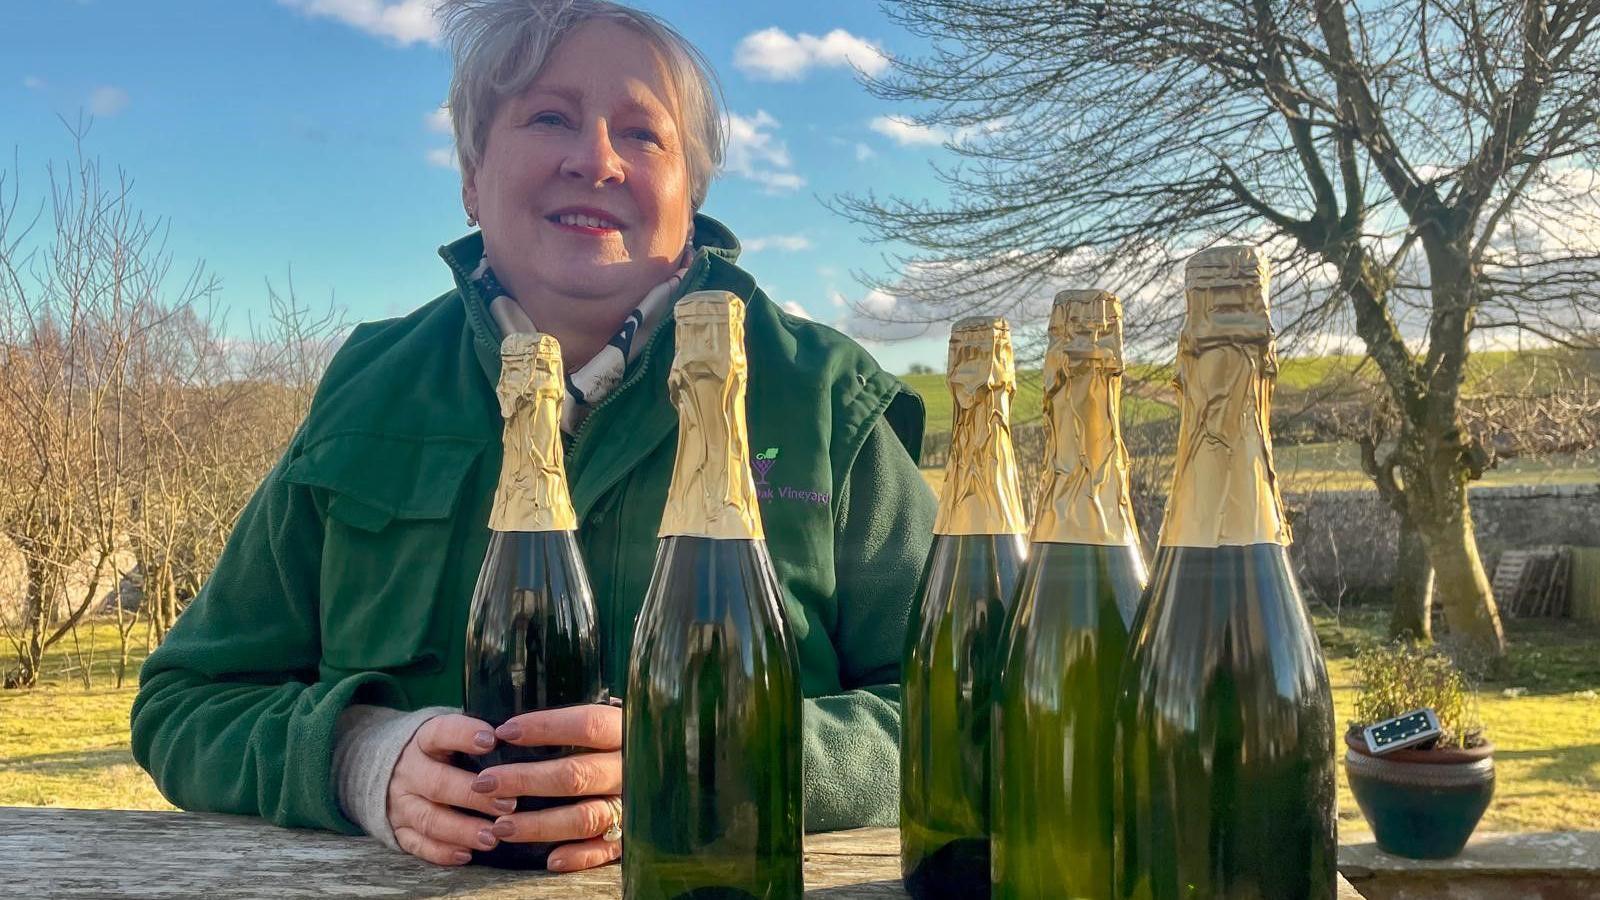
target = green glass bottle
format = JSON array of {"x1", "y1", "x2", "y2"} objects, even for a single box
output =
[
  {"x1": 1114, "y1": 247, "x2": 1336, "y2": 899},
  {"x1": 622, "y1": 292, "x2": 804, "y2": 900},
  {"x1": 993, "y1": 291, "x2": 1147, "y2": 899},
  {"x1": 902, "y1": 317, "x2": 1029, "y2": 900},
  {"x1": 460, "y1": 333, "x2": 608, "y2": 870}
]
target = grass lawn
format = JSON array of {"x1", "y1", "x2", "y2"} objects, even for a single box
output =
[
  {"x1": 3, "y1": 613, "x2": 1597, "y2": 833},
  {"x1": 0, "y1": 623, "x2": 171, "y2": 810},
  {"x1": 1317, "y1": 607, "x2": 1600, "y2": 834}
]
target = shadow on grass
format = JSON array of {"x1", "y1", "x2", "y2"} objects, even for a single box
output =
[
  {"x1": 0, "y1": 745, "x2": 138, "y2": 775},
  {"x1": 1494, "y1": 743, "x2": 1600, "y2": 784}
]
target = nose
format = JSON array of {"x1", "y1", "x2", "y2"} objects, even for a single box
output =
[{"x1": 560, "y1": 119, "x2": 625, "y2": 187}]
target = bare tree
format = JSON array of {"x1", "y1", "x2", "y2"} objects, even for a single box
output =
[
  {"x1": 0, "y1": 130, "x2": 218, "y2": 687},
  {"x1": 841, "y1": 0, "x2": 1600, "y2": 658},
  {"x1": 0, "y1": 127, "x2": 342, "y2": 688}
]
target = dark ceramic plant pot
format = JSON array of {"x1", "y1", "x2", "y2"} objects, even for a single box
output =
[{"x1": 1344, "y1": 729, "x2": 1495, "y2": 859}]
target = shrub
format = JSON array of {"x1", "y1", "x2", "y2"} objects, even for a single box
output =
[{"x1": 1353, "y1": 642, "x2": 1485, "y2": 749}]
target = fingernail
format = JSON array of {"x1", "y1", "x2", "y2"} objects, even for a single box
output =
[
  {"x1": 491, "y1": 819, "x2": 516, "y2": 838},
  {"x1": 495, "y1": 722, "x2": 523, "y2": 741},
  {"x1": 477, "y1": 828, "x2": 497, "y2": 849},
  {"x1": 452, "y1": 850, "x2": 472, "y2": 865},
  {"x1": 473, "y1": 730, "x2": 496, "y2": 749},
  {"x1": 472, "y1": 775, "x2": 497, "y2": 793},
  {"x1": 492, "y1": 798, "x2": 517, "y2": 814},
  {"x1": 548, "y1": 857, "x2": 568, "y2": 872}
]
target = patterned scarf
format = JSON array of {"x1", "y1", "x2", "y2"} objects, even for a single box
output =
[{"x1": 473, "y1": 254, "x2": 687, "y2": 433}]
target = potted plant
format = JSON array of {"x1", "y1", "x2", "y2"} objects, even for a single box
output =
[{"x1": 1344, "y1": 642, "x2": 1495, "y2": 859}]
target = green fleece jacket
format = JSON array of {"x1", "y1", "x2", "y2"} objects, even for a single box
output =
[{"x1": 130, "y1": 215, "x2": 937, "y2": 835}]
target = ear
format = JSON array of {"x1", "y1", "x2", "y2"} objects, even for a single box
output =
[{"x1": 461, "y1": 169, "x2": 478, "y2": 218}]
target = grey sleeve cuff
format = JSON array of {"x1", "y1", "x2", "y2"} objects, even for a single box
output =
[{"x1": 332, "y1": 704, "x2": 460, "y2": 850}]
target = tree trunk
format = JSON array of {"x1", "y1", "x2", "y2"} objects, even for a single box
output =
[
  {"x1": 6, "y1": 555, "x2": 50, "y2": 689},
  {"x1": 1415, "y1": 489, "x2": 1506, "y2": 661},
  {"x1": 1389, "y1": 515, "x2": 1434, "y2": 641}
]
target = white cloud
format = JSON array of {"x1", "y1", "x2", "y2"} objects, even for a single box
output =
[
  {"x1": 861, "y1": 289, "x2": 898, "y2": 315},
  {"x1": 829, "y1": 289, "x2": 847, "y2": 307},
  {"x1": 427, "y1": 106, "x2": 452, "y2": 134},
  {"x1": 869, "y1": 115, "x2": 1008, "y2": 148},
  {"x1": 854, "y1": 142, "x2": 875, "y2": 162},
  {"x1": 23, "y1": 76, "x2": 46, "y2": 91},
  {"x1": 869, "y1": 115, "x2": 950, "y2": 147},
  {"x1": 277, "y1": 0, "x2": 440, "y2": 46},
  {"x1": 426, "y1": 147, "x2": 456, "y2": 169},
  {"x1": 743, "y1": 234, "x2": 812, "y2": 253},
  {"x1": 88, "y1": 86, "x2": 129, "y2": 117},
  {"x1": 733, "y1": 27, "x2": 889, "y2": 81},
  {"x1": 723, "y1": 110, "x2": 804, "y2": 193},
  {"x1": 781, "y1": 301, "x2": 814, "y2": 320}
]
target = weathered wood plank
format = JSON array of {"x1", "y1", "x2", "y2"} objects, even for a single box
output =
[{"x1": 0, "y1": 807, "x2": 1364, "y2": 898}]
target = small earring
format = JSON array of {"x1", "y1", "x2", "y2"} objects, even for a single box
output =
[{"x1": 466, "y1": 208, "x2": 478, "y2": 227}]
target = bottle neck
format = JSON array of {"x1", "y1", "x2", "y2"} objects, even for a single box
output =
[
  {"x1": 1158, "y1": 340, "x2": 1291, "y2": 547},
  {"x1": 489, "y1": 346, "x2": 576, "y2": 533},
  {"x1": 1031, "y1": 362, "x2": 1139, "y2": 545},
  {"x1": 658, "y1": 360, "x2": 764, "y2": 540},
  {"x1": 934, "y1": 383, "x2": 1028, "y2": 536}
]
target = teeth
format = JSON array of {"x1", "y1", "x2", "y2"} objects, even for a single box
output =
[{"x1": 558, "y1": 213, "x2": 617, "y2": 229}]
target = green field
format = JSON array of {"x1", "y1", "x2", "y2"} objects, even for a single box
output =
[{"x1": 3, "y1": 615, "x2": 1597, "y2": 834}]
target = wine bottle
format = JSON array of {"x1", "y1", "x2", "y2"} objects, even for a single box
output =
[
  {"x1": 460, "y1": 332, "x2": 608, "y2": 870},
  {"x1": 992, "y1": 291, "x2": 1147, "y2": 900},
  {"x1": 1114, "y1": 247, "x2": 1336, "y2": 898},
  {"x1": 622, "y1": 291, "x2": 804, "y2": 900},
  {"x1": 902, "y1": 316, "x2": 1029, "y2": 900}
]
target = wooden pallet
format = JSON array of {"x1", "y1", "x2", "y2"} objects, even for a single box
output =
[
  {"x1": 1495, "y1": 546, "x2": 1574, "y2": 618},
  {"x1": 1493, "y1": 550, "x2": 1533, "y2": 607}
]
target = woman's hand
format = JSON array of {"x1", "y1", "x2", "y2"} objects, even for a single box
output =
[
  {"x1": 387, "y1": 714, "x2": 515, "y2": 866},
  {"x1": 475, "y1": 703, "x2": 624, "y2": 872}
]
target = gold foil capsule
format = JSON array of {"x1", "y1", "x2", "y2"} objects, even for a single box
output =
[
  {"x1": 934, "y1": 316, "x2": 1028, "y2": 536},
  {"x1": 658, "y1": 291, "x2": 765, "y2": 540},
  {"x1": 489, "y1": 332, "x2": 578, "y2": 532},
  {"x1": 1030, "y1": 290, "x2": 1140, "y2": 546},
  {"x1": 1158, "y1": 246, "x2": 1292, "y2": 547}
]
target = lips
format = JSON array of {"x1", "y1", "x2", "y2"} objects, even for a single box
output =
[{"x1": 547, "y1": 207, "x2": 624, "y2": 231}]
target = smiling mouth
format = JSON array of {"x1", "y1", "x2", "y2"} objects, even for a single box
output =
[{"x1": 549, "y1": 212, "x2": 623, "y2": 231}]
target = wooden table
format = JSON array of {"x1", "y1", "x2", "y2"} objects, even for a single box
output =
[{"x1": 0, "y1": 806, "x2": 1363, "y2": 898}]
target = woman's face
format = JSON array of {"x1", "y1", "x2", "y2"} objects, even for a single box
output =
[{"x1": 465, "y1": 21, "x2": 692, "y2": 307}]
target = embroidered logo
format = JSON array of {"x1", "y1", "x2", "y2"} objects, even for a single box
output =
[
  {"x1": 751, "y1": 446, "x2": 831, "y2": 507},
  {"x1": 752, "y1": 447, "x2": 780, "y2": 489}
]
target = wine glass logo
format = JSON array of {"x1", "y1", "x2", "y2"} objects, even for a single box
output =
[{"x1": 752, "y1": 447, "x2": 780, "y2": 489}]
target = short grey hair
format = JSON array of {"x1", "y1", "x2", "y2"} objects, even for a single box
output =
[{"x1": 439, "y1": 0, "x2": 726, "y2": 211}]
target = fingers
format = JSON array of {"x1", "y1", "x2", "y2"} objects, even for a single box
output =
[
  {"x1": 402, "y1": 752, "x2": 517, "y2": 819},
  {"x1": 489, "y1": 796, "x2": 618, "y2": 845},
  {"x1": 391, "y1": 792, "x2": 499, "y2": 856},
  {"x1": 394, "y1": 825, "x2": 476, "y2": 867},
  {"x1": 495, "y1": 704, "x2": 621, "y2": 751},
  {"x1": 413, "y1": 713, "x2": 497, "y2": 760},
  {"x1": 479, "y1": 749, "x2": 622, "y2": 798},
  {"x1": 547, "y1": 836, "x2": 623, "y2": 873}
]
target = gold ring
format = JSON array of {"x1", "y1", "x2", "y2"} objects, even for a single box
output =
[{"x1": 601, "y1": 796, "x2": 622, "y2": 842}]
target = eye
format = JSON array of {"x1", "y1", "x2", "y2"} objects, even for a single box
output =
[
  {"x1": 626, "y1": 127, "x2": 663, "y2": 147},
  {"x1": 526, "y1": 111, "x2": 570, "y2": 128}
]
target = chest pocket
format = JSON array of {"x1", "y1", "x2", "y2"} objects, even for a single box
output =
[{"x1": 283, "y1": 432, "x2": 486, "y2": 673}]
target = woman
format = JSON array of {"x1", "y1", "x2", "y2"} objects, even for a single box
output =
[{"x1": 130, "y1": 0, "x2": 937, "y2": 875}]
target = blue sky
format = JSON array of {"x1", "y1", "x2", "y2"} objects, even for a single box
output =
[{"x1": 3, "y1": 0, "x2": 961, "y2": 373}]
